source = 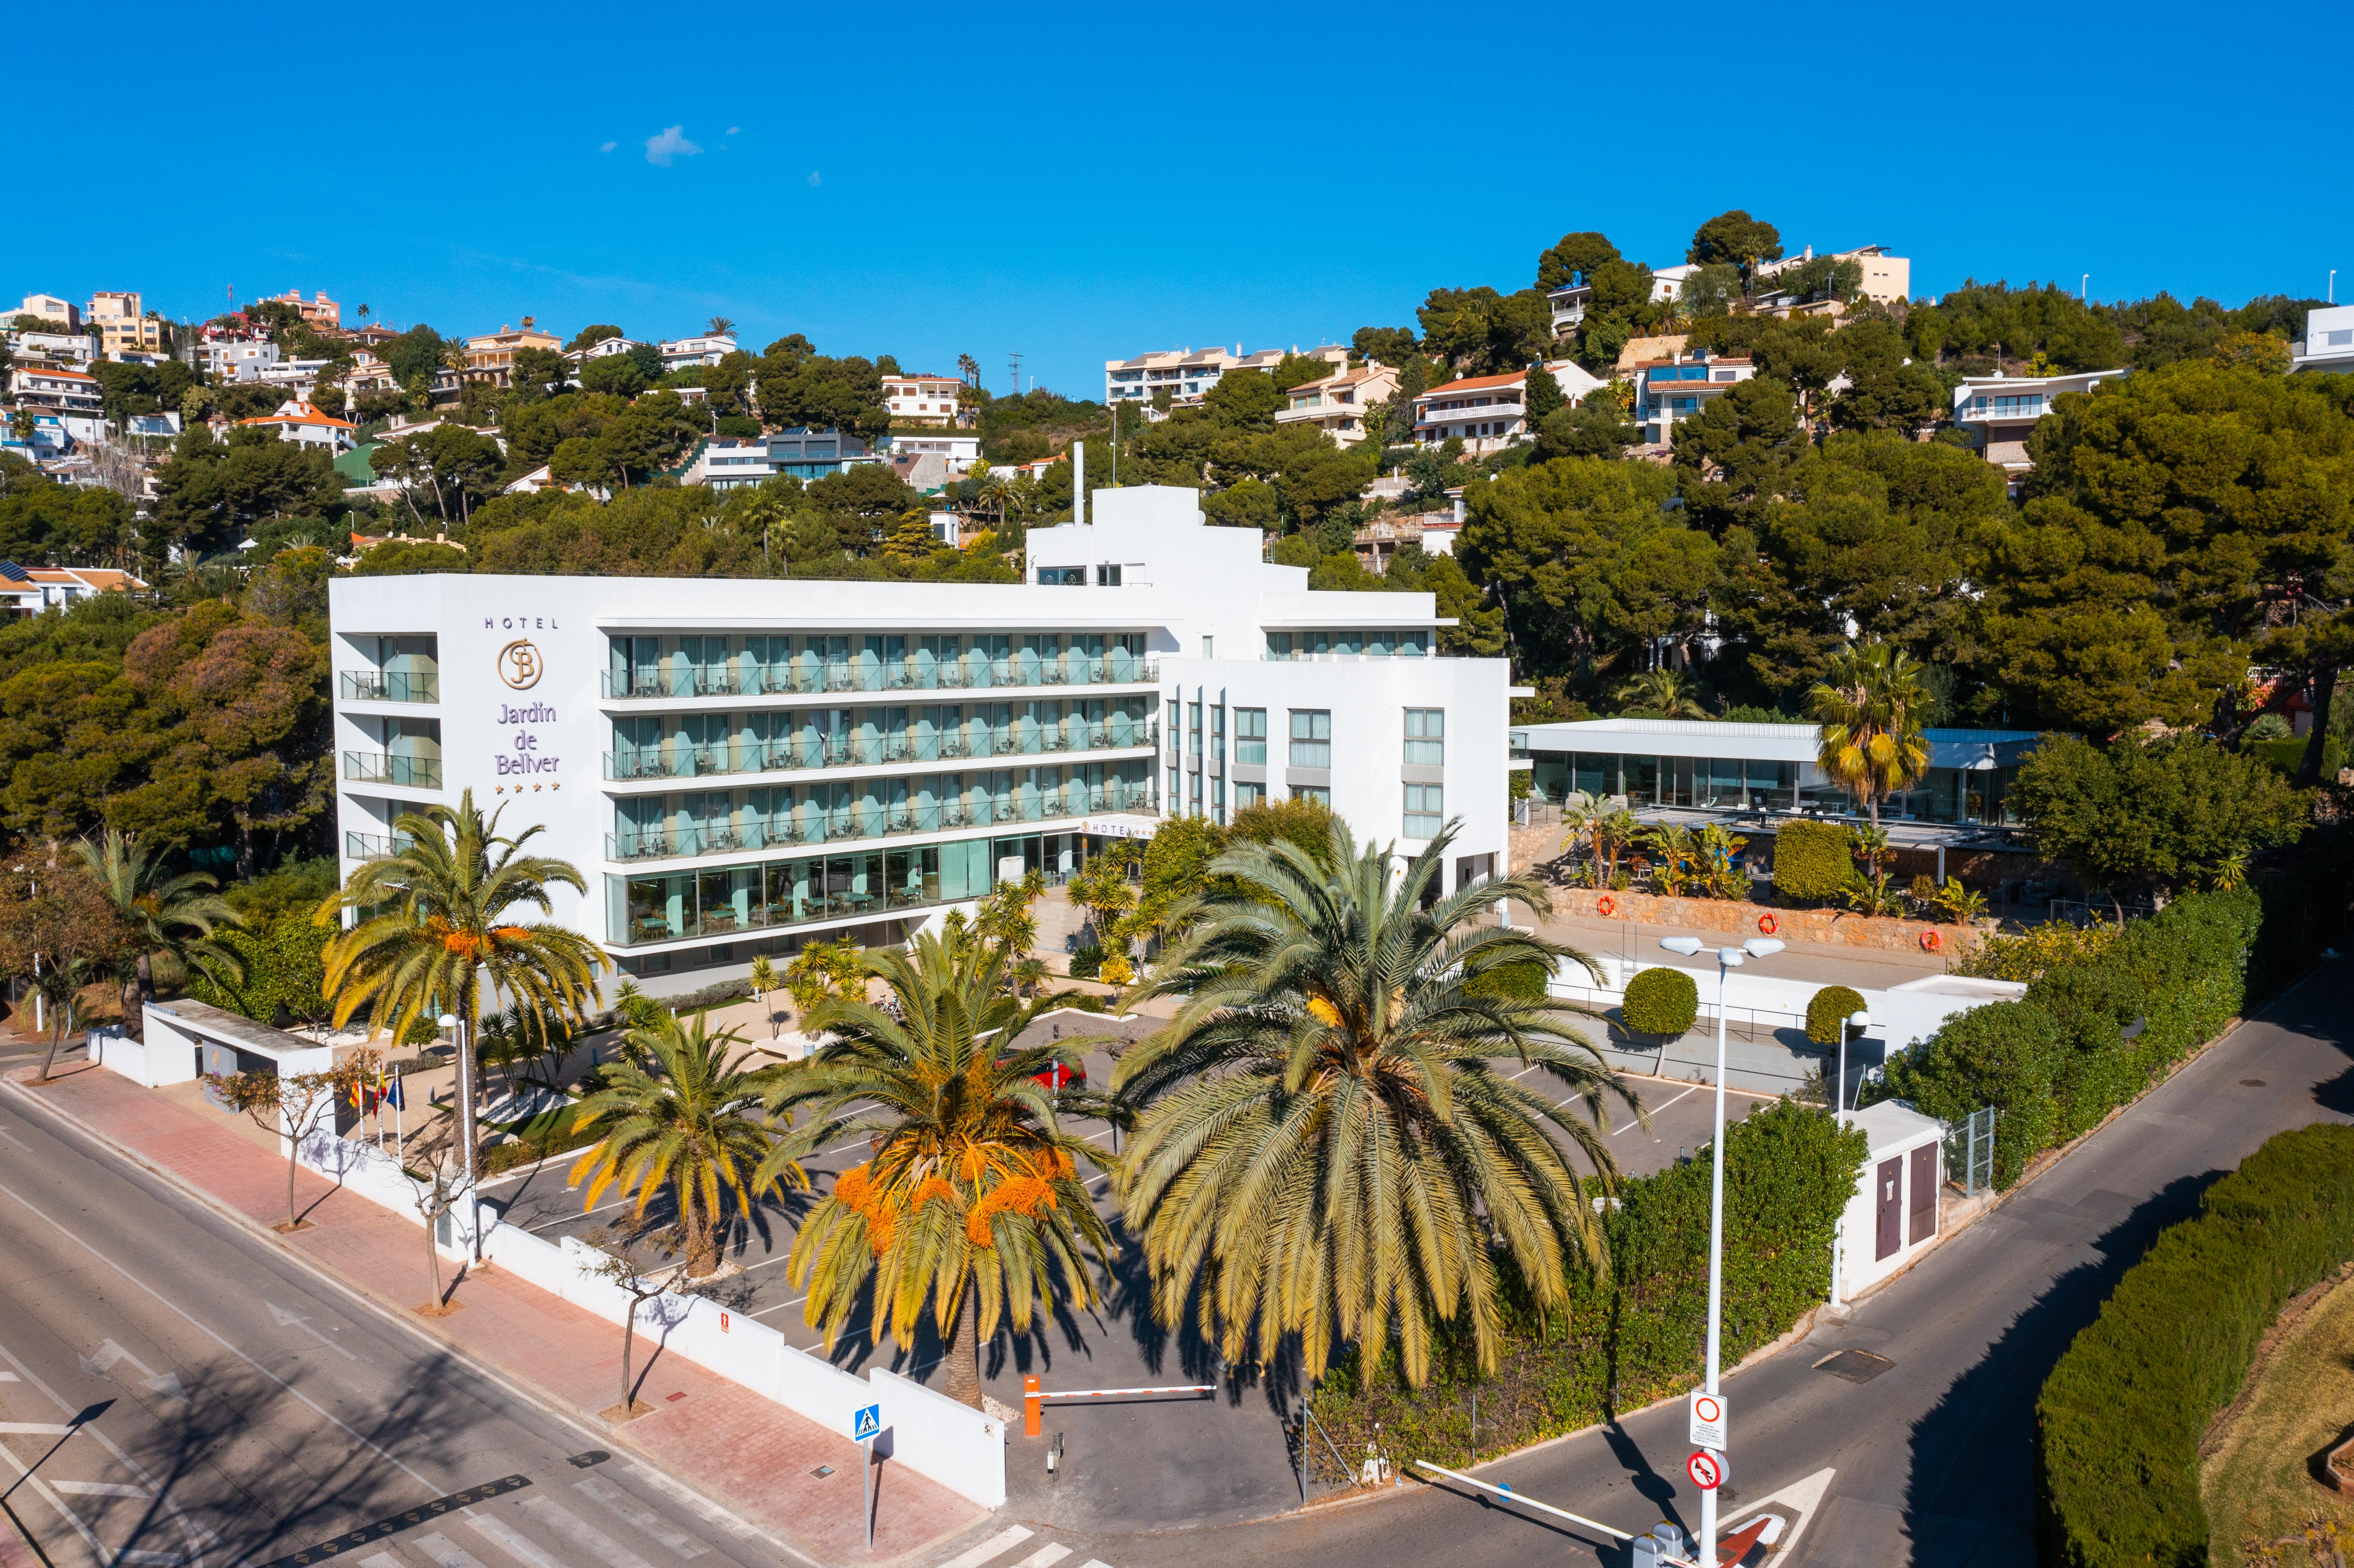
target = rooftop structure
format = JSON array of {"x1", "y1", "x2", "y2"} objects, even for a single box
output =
[
  {"x1": 1102, "y1": 345, "x2": 1346, "y2": 412},
  {"x1": 1274, "y1": 361, "x2": 1400, "y2": 447},
  {"x1": 2292, "y1": 304, "x2": 2354, "y2": 375}
]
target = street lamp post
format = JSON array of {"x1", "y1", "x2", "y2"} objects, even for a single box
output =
[
  {"x1": 1659, "y1": 934, "x2": 1784, "y2": 1566},
  {"x1": 439, "y1": 1011, "x2": 479, "y2": 1262},
  {"x1": 1829, "y1": 1007, "x2": 1870, "y2": 1309}
]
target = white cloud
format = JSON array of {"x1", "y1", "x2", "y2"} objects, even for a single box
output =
[
  {"x1": 726, "y1": 126, "x2": 740, "y2": 136},
  {"x1": 806, "y1": 170, "x2": 822, "y2": 187},
  {"x1": 644, "y1": 126, "x2": 704, "y2": 167},
  {"x1": 599, "y1": 140, "x2": 616, "y2": 153}
]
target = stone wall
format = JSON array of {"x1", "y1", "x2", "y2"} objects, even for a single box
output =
[{"x1": 1547, "y1": 886, "x2": 1990, "y2": 956}]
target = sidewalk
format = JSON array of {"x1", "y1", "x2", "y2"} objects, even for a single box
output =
[{"x1": 5, "y1": 1060, "x2": 985, "y2": 1565}]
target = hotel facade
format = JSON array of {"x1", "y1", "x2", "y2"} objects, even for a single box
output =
[{"x1": 327, "y1": 487, "x2": 1512, "y2": 995}]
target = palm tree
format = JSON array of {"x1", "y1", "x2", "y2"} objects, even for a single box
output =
[
  {"x1": 1614, "y1": 667, "x2": 1708, "y2": 720},
  {"x1": 771, "y1": 929, "x2": 1109, "y2": 1408},
  {"x1": 705, "y1": 316, "x2": 737, "y2": 338},
  {"x1": 568, "y1": 1014, "x2": 798, "y2": 1277},
  {"x1": 319, "y1": 790, "x2": 606, "y2": 1167},
  {"x1": 1561, "y1": 795, "x2": 1610, "y2": 887},
  {"x1": 1808, "y1": 643, "x2": 1932, "y2": 828},
  {"x1": 74, "y1": 829, "x2": 244, "y2": 1039},
  {"x1": 1113, "y1": 818, "x2": 1640, "y2": 1389}
]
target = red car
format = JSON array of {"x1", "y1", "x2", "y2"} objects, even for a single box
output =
[{"x1": 1000, "y1": 1057, "x2": 1085, "y2": 1091}]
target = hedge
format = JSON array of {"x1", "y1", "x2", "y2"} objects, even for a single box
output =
[
  {"x1": 1805, "y1": 984, "x2": 1866, "y2": 1047},
  {"x1": 1623, "y1": 965, "x2": 1698, "y2": 1036},
  {"x1": 1307, "y1": 1100, "x2": 1866, "y2": 1474},
  {"x1": 1875, "y1": 889, "x2": 2259, "y2": 1189},
  {"x1": 1771, "y1": 820, "x2": 1852, "y2": 902},
  {"x1": 2036, "y1": 1125, "x2": 2354, "y2": 1566}
]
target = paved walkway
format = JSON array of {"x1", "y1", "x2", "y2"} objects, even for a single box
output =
[{"x1": 7, "y1": 1060, "x2": 985, "y2": 1564}]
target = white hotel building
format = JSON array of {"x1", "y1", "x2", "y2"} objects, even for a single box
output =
[{"x1": 327, "y1": 487, "x2": 1511, "y2": 995}]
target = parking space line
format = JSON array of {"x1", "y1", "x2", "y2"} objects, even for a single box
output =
[{"x1": 1614, "y1": 1085, "x2": 1696, "y2": 1133}]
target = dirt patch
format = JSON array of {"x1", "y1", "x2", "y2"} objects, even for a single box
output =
[{"x1": 2202, "y1": 1267, "x2": 2354, "y2": 1557}]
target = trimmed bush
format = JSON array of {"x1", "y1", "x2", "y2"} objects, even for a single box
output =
[
  {"x1": 1623, "y1": 965, "x2": 1698, "y2": 1036},
  {"x1": 1464, "y1": 957, "x2": 1551, "y2": 1002},
  {"x1": 1804, "y1": 985, "x2": 1867, "y2": 1048},
  {"x1": 1876, "y1": 889, "x2": 2260, "y2": 1189},
  {"x1": 2037, "y1": 1125, "x2": 2354, "y2": 1566},
  {"x1": 1771, "y1": 820, "x2": 1852, "y2": 902},
  {"x1": 1309, "y1": 1100, "x2": 1867, "y2": 1473}
]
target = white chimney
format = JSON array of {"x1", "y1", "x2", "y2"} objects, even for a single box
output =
[{"x1": 1072, "y1": 441, "x2": 1085, "y2": 525}]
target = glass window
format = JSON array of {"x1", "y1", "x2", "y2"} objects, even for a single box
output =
[
  {"x1": 1236, "y1": 708, "x2": 1267, "y2": 764},
  {"x1": 1289, "y1": 709, "x2": 1332, "y2": 768},
  {"x1": 1290, "y1": 785, "x2": 1331, "y2": 806},
  {"x1": 1211, "y1": 776, "x2": 1225, "y2": 821},
  {"x1": 1235, "y1": 780, "x2": 1265, "y2": 810},
  {"x1": 1404, "y1": 708, "x2": 1445, "y2": 765},
  {"x1": 1404, "y1": 783, "x2": 1443, "y2": 838},
  {"x1": 1211, "y1": 704, "x2": 1225, "y2": 763},
  {"x1": 1188, "y1": 701, "x2": 1203, "y2": 755}
]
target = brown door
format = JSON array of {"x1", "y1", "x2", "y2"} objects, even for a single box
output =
[
  {"x1": 1909, "y1": 1143, "x2": 1939, "y2": 1245},
  {"x1": 1875, "y1": 1157, "x2": 1903, "y2": 1261}
]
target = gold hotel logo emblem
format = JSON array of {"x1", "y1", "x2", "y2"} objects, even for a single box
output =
[{"x1": 497, "y1": 639, "x2": 543, "y2": 690}]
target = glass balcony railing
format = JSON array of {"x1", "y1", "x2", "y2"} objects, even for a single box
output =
[
  {"x1": 604, "y1": 784, "x2": 1158, "y2": 865},
  {"x1": 342, "y1": 751, "x2": 443, "y2": 788},
  {"x1": 602, "y1": 722, "x2": 1159, "y2": 782},
  {"x1": 343, "y1": 830, "x2": 417, "y2": 861},
  {"x1": 601, "y1": 656, "x2": 1160, "y2": 700},
  {"x1": 340, "y1": 669, "x2": 440, "y2": 702}
]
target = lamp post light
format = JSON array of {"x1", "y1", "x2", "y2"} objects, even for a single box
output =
[
  {"x1": 1828, "y1": 1007, "x2": 1871, "y2": 1310},
  {"x1": 1659, "y1": 933, "x2": 1784, "y2": 1566},
  {"x1": 439, "y1": 1011, "x2": 479, "y2": 1262}
]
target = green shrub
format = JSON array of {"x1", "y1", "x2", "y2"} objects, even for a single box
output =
[
  {"x1": 1622, "y1": 966, "x2": 1698, "y2": 1036},
  {"x1": 2037, "y1": 1125, "x2": 2354, "y2": 1566},
  {"x1": 1463, "y1": 958, "x2": 1551, "y2": 1001},
  {"x1": 1804, "y1": 985, "x2": 1866, "y2": 1047},
  {"x1": 1309, "y1": 1100, "x2": 1867, "y2": 1472},
  {"x1": 1771, "y1": 820, "x2": 1852, "y2": 902},
  {"x1": 188, "y1": 910, "x2": 330, "y2": 1027},
  {"x1": 1067, "y1": 943, "x2": 1103, "y2": 980},
  {"x1": 1875, "y1": 888, "x2": 2260, "y2": 1189}
]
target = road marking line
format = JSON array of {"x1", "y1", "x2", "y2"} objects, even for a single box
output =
[
  {"x1": 0, "y1": 1338, "x2": 218, "y2": 1552},
  {"x1": 530, "y1": 1197, "x2": 633, "y2": 1233},
  {"x1": 0, "y1": 1371, "x2": 17, "y2": 1381},
  {"x1": 411, "y1": 1531, "x2": 496, "y2": 1568},
  {"x1": 51, "y1": 1480, "x2": 153, "y2": 1498},
  {"x1": 0, "y1": 1175, "x2": 439, "y2": 1489},
  {"x1": 1076, "y1": 1561, "x2": 1115, "y2": 1568},
  {"x1": 1614, "y1": 1085, "x2": 1696, "y2": 1133},
  {"x1": 0, "y1": 1422, "x2": 75, "y2": 1435},
  {"x1": 937, "y1": 1526, "x2": 1034, "y2": 1568},
  {"x1": 520, "y1": 1496, "x2": 657, "y2": 1568},
  {"x1": 464, "y1": 1512, "x2": 569, "y2": 1568},
  {"x1": 1013, "y1": 1546, "x2": 1070, "y2": 1568},
  {"x1": 359, "y1": 1553, "x2": 407, "y2": 1568},
  {"x1": 573, "y1": 1475, "x2": 709, "y2": 1559}
]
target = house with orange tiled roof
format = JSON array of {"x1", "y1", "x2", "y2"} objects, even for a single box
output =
[
  {"x1": 1411, "y1": 359, "x2": 1605, "y2": 454},
  {"x1": 237, "y1": 398, "x2": 358, "y2": 455},
  {"x1": 0, "y1": 561, "x2": 147, "y2": 617},
  {"x1": 7, "y1": 366, "x2": 103, "y2": 416}
]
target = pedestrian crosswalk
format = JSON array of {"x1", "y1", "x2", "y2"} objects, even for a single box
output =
[
  {"x1": 355, "y1": 1482, "x2": 729, "y2": 1568},
  {"x1": 934, "y1": 1523, "x2": 1113, "y2": 1568}
]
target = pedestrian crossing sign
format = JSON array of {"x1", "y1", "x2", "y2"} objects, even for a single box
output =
[{"x1": 852, "y1": 1403, "x2": 881, "y2": 1442}]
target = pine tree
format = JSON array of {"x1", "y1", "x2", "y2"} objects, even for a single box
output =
[{"x1": 1523, "y1": 361, "x2": 1565, "y2": 424}]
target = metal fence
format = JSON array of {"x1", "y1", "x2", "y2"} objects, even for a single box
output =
[
  {"x1": 2047, "y1": 897, "x2": 2157, "y2": 927},
  {"x1": 1946, "y1": 1107, "x2": 1996, "y2": 1196}
]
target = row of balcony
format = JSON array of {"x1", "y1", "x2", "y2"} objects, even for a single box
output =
[
  {"x1": 343, "y1": 751, "x2": 442, "y2": 788},
  {"x1": 343, "y1": 831, "x2": 418, "y2": 861},
  {"x1": 606, "y1": 783, "x2": 1157, "y2": 863},
  {"x1": 602, "y1": 656, "x2": 1160, "y2": 701},
  {"x1": 604, "y1": 721, "x2": 1159, "y2": 782},
  {"x1": 339, "y1": 670, "x2": 441, "y2": 703}
]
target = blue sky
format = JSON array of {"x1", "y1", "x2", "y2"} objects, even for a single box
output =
[{"x1": 9, "y1": 0, "x2": 2344, "y2": 397}]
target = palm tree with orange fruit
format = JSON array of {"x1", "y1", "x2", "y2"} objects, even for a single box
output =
[
  {"x1": 320, "y1": 789, "x2": 606, "y2": 1170},
  {"x1": 766, "y1": 921, "x2": 1109, "y2": 1407}
]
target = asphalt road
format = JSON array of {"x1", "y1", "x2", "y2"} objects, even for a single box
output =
[
  {"x1": 0, "y1": 1074, "x2": 793, "y2": 1568},
  {"x1": 907, "y1": 960, "x2": 2354, "y2": 1568}
]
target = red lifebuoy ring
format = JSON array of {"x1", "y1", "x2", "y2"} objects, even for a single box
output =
[
  {"x1": 1920, "y1": 928, "x2": 1943, "y2": 952},
  {"x1": 1757, "y1": 913, "x2": 1779, "y2": 936},
  {"x1": 1597, "y1": 894, "x2": 1617, "y2": 916}
]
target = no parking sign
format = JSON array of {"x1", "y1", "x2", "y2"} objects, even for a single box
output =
[{"x1": 1687, "y1": 1449, "x2": 1727, "y2": 1491}]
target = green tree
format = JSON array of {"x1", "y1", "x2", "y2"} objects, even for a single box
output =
[
  {"x1": 566, "y1": 324, "x2": 626, "y2": 353},
  {"x1": 1202, "y1": 370, "x2": 1284, "y2": 427},
  {"x1": 0, "y1": 857, "x2": 139, "y2": 1080},
  {"x1": 320, "y1": 790, "x2": 606, "y2": 1165},
  {"x1": 1523, "y1": 362, "x2": 1566, "y2": 424},
  {"x1": 1671, "y1": 377, "x2": 1808, "y2": 534},
  {"x1": 774, "y1": 929, "x2": 1109, "y2": 1407},
  {"x1": 152, "y1": 427, "x2": 345, "y2": 558},
  {"x1": 1687, "y1": 210, "x2": 1785, "y2": 288},
  {"x1": 568, "y1": 1013, "x2": 799, "y2": 1277},
  {"x1": 1807, "y1": 643, "x2": 1933, "y2": 828},
  {"x1": 74, "y1": 828, "x2": 244, "y2": 1037},
  {"x1": 1614, "y1": 667, "x2": 1708, "y2": 719},
  {"x1": 1533, "y1": 398, "x2": 1640, "y2": 462},
  {"x1": 1115, "y1": 820, "x2": 1632, "y2": 1387},
  {"x1": 1535, "y1": 231, "x2": 1621, "y2": 292},
  {"x1": 2010, "y1": 733, "x2": 2307, "y2": 906}
]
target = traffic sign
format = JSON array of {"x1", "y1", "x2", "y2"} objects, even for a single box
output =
[
  {"x1": 1687, "y1": 1449, "x2": 1726, "y2": 1491},
  {"x1": 1688, "y1": 1389, "x2": 1727, "y2": 1449},
  {"x1": 852, "y1": 1403, "x2": 881, "y2": 1442}
]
